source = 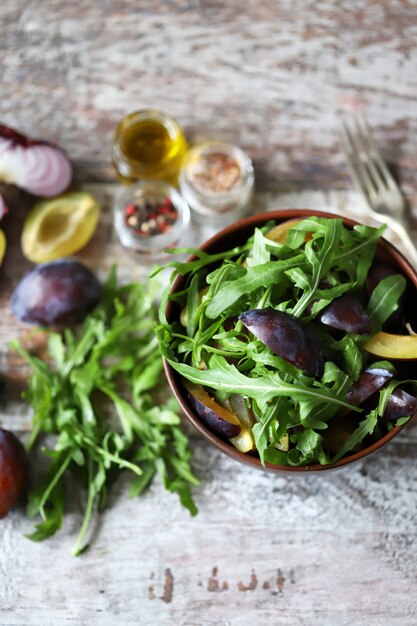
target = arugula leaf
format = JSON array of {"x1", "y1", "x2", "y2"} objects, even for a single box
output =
[
  {"x1": 247, "y1": 228, "x2": 271, "y2": 267},
  {"x1": 335, "y1": 224, "x2": 386, "y2": 285},
  {"x1": 330, "y1": 334, "x2": 363, "y2": 380},
  {"x1": 332, "y1": 410, "x2": 379, "y2": 463},
  {"x1": 186, "y1": 273, "x2": 200, "y2": 338},
  {"x1": 163, "y1": 352, "x2": 360, "y2": 414},
  {"x1": 205, "y1": 254, "x2": 306, "y2": 319},
  {"x1": 252, "y1": 401, "x2": 282, "y2": 466},
  {"x1": 25, "y1": 481, "x2": 65, "y2": 542},
  {"x1": 289, "y1": 429, "x2": 326, "y2": 466},
  {"x1": 292, "y1": 219, "x2": 343, "y2": 317},
  {"x1": 367, "y1": 274, "x2": 406, "y2": 332}
]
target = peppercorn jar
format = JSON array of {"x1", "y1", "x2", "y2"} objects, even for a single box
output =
[
  {"x1": 113, "y1": 179, "x2": 190, "y2": 260},
  {"x1": 179, "y1": 142, "x2": 254, "y2": 225},
  {"x1": 112, "y1": 110, "x2": 188, "y2": 184}
]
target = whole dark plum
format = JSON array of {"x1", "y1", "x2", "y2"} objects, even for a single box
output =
[
  {"x1": 320, "y1": 294, "x2": 371, "y2": 335},
  {"x1": 0, "y1": 428, "x2": 28, "y2": 518},
  {"x1": 239, "y1": 309, "x2": 324, "y2": 377},
  {"x1": 11, "y1": 259, "x2": 101, "y2": 326}
]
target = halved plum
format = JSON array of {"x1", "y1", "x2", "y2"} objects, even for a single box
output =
[
  {"x1": 366, "y1": 262, "x2": 399, "y2": 295},
  {"x1": 380, "y1": 389, "x2": 417, "y2": 422},
  {"x1": 184, "y1": 381, "x2": 241, "y2": 438},
  {"x1": 346, "y1": 367, "x2": 394, "y2": 407},
  {"x1": 239, "y1": 308, "x2": 324, "y2": 377},
  {"x1": 319, "y1": 294, "x2": 371, "y2": 335}
]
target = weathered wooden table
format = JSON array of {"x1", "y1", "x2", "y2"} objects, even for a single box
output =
[{"x1": 1, "y1": 2, "x2": 417, "y2": 625}]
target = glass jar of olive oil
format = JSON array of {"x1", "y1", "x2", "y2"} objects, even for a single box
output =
[{"x1": 112, "y1": 110, "x2": 187, "y2": 184}]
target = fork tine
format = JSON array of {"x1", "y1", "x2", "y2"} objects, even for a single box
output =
[
  {"x1": 351, "y1": 113, "x2": 386, "y2": 193},
  {"x1": 337, "y1": 118, "x2": 376, "y2": 202},
  {"x1": 356, "y1": 113, "x2": 399, "y2": 192}
]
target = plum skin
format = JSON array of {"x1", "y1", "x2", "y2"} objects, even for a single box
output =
[
  {"x1": 184, "y1": 382, "x2": 241, "y2": 438},
  {"x1": 0, "y1": 428, "x2": 28, "y2": 519},
  {"x1": 11, "y1": 259, "x2": 101, "y2": 326},
  {"x1": 319, "y1": 294, "x2": 371, "y2": 335},
  {"x1": 381, "y1": 389, "x2": 417, "y2": 422},
  {"x1": 346, "y1": 368, "x2": 393, "y2": 406},
  {"x1": 239, "y1": 308, "x2": 324, "y2": 377}
]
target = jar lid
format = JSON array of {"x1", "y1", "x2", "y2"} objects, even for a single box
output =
[
  {"x1": 179, "y1": 142, "x2": 254, "y2": 221},
  {"x1": 181, "y1": 142, "x2": 253, "y2": 197},
  {"x1": 114, "y1": 179, "x2": 190, "y2": 256}
]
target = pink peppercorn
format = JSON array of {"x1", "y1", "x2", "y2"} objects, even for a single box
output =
[{"x1": 123, "y1": 196, "x2": 179, "y2": 237}]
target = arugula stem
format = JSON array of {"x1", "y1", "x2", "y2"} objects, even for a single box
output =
[
  {"x1": 39, "y1": 451, "x2": 73, "y2": 518},
  {"x1": 72, "y1": 456, "x2": 96, "y2": 557},
  {"x1": 257, "y1": 285, "x2": 272, "y2": 309},
  {"x1": 25, "y1": 420, "x2": 42, "y2": 452},
  {"x1": 93, "y1": 446, "x2": 143, "y2": 476}
]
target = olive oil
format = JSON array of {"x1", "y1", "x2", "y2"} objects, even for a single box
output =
[
  {"x1": 113, "y1": 110, "x2": 187, "y2": 184},
  {"x1": 122, "y1": 120, "x2": 172, "y2": 164}
]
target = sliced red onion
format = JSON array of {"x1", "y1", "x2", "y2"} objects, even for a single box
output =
[
  {"x1": 0, "y1": 124, "x2": 73, "y2": 198},
  {"x1": 0, "y1": 194, "x2": 8, "y2": 220}
]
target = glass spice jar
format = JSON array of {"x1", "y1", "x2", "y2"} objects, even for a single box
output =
[
  {"x1": 113, "y1": 179, "x2": 190, "y2": 260},
  {"x1": 112, "y1": 109, "x2": 188, "y2": 184},
  {"x1": 179, "y1": 141, "x2": 254, "y2": 225}
]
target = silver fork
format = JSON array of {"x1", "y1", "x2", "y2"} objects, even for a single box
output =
[{"x1": 337, "y1": 113, "x2": 417, "y2": 267}]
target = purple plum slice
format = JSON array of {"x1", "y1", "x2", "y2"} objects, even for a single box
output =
[
  {"x1": 11, "y1": 259, "x2": 101, "y2": 326},
  {"x1": 346, "y1": 368, "x2": 394, "y2": 406},
  {"x1": 380, "y1": 388, "x2": 417, "y2": 422},
  {"x1": 366, "y1": 262, "x2": 398, "y2": 296},
  {"x1": 239, "y1": 308, "x2": 324, "y2": 377},
  {"x1": 184, "y1": 381, "x2": 241, "y2": 438},
  {"x1": 320, "y1": 294, "x2": 371, "y2": 335}
]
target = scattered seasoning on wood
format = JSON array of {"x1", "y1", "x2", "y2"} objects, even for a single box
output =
[
  {"x1": 189, "y1": 152, "x2": 241, "y2": 194},
  {"x1": 124, "y1": 196, "x2": 178, "y2": 237}
]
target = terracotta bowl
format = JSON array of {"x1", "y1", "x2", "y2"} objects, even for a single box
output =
[{"x1": 163, "y1": 209, "x2": 417, "y2": 473}]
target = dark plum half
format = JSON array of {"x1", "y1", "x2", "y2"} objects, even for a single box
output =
[
  {"x1": 319, "y1": 294, "x2": 371, "y2": 335},
  {"x1": 346, "y1": 368, "x2": 394, "y2": 407},
  {"x1": 380, "y1": 389, "x2": 417, "y2": 422},
  {"x1": 239, "y1": 308, "x2": 324, "y2": 377},
  {"x1": 184, "y1": 382, "x2": 241, "y2": 438},
  {"x1": 11, "y1": 259, "x2": 101, "y2": 326},
  {"x1": 366, "y1": 262, "x2": 398, "y2": 295}
]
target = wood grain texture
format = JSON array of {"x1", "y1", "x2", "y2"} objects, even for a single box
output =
[
  {"x1": 1, "y1": 0, "x2": 417, "y2": 198},
  {"x1": 1, "y1": 1, "x2": 417, "y2": 624}
]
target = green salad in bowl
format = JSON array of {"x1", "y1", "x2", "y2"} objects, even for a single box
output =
[{"x1": 156, "y1": 211, "x2": 417, "y2": 470}]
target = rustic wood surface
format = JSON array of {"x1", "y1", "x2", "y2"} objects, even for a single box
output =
[{"x1": 1, "y1": 1, "x2": 417, "y2": 625}]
